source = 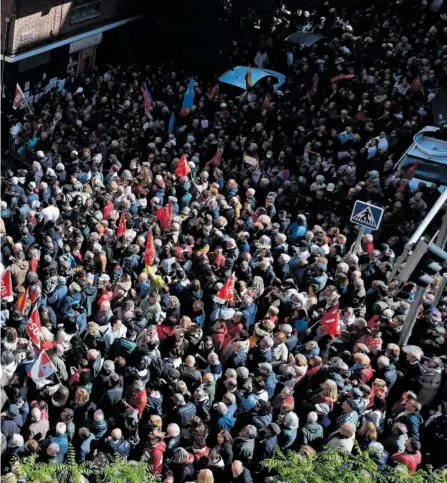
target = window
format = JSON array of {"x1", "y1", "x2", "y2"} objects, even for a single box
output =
[{"x1": 71, "y1": 0, "x2": 102, "y2": 22}]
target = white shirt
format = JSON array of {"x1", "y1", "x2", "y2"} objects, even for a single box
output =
[{"x1": 39, "y1": 205, "x2": 60, "y2": 224}]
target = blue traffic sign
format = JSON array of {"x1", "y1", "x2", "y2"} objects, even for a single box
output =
[{"x1": 350, "y1": 201, "x2": 384, "y2": 231}]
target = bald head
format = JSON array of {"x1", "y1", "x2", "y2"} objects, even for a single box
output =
[
  {"x1": 232, "y1": 460, "x2": 244, "y2": 476},
  {"x1": 111, "y1": 428, "x2": 122, "y2": 440},
  {"x1": 203, "y1": 373, "x2": 214, "y2": 383},
  {"x1": 185, "y1": 355, "x2": 195, "y2": 367}
]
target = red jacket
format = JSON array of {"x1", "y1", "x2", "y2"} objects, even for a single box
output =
[
  {"x1": 352, "y1": 364, "x2": 374, "y2": 384},
  {"x1": 148, "y1": 440, "x2": 166, "y2": 475},
  {"x1": 391, "y1": 451, "x2": 421, "y2": 472},
  {"x1": 127, "y1": 389, "x2": 148, "y2": 418}
]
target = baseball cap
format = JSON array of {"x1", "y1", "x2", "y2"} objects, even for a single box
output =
[
  {"x1": 259, "y1": 362, "x2": 273, "y2": 374},
  {"x1": 315, "y1": 403, "x2": 330, "y2": 415},
  {"x1": 8, "y1": 404, "x2": 19, "y2": 418}
]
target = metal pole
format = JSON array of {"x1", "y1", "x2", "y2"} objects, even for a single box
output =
[
  {"x1": 435, "y1": 208, "x2": 447, "y2": 249},
  {"x1": 399, "y1": 286, "x2": 426, "y2": 346},
  {"x1": 407, "y1": 189, "x2": 447, "y2": 248},
  {"x1": 389, "y1": 191, "x2": 447, "y2": 281},
  {"x1": 433, "y1": 273, "x2": 447, "y2": 306},
  {"x1": 350, "y1": 226, "x2": 365, "y2": 256},
  {"x1": 388, "y1": 246, "x2": 410, "y2": 282}
]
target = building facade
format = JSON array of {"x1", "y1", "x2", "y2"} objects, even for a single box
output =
[{"x1": 1, "y1": 0, "x2": 142, "y2": 96}]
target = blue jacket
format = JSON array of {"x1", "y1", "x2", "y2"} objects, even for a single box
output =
[
  {"x1": 50, "y1": 434, "x2": 69, "y2": 456},
  {"x1": 264, "y1": 373, "x2": 278, "y2": 399},
  {"x1": 217, "y1": 413, "x2": 236, "y2": 432},
  {"x1": 280, "y1": 428, "x2": 297, "y2": 449},
  {"x1": 79, "y1": 434, "x2": 95, "y2": 462},
  {"x1": 395, "y1": 412, "x2": 423, "y2": 441},
  {"x1": 105, "y1": 438, "x2": 131, "y2": 459},
  {"x1": 60, "y1": 292, "x2": 81, "y2": 315},
  {"x1": 288, "y1": 222, "x2": 307, "y2": 241},
  {"x1": 242, "y1": 304, "x2": 258, "y2": 329},
  {"x1": 255, "y1": 435, "x2": 278, "y2": 461},
  {"x1": 251, "y1": 413, "x2": 272, "y2": 430},
  {"x1": 175, "y1": 402, "x2": 197, "y2": 427}
]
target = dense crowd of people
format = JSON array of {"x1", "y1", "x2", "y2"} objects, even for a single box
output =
[{"x1": 2, "y1": 0, "x2": 447, "y2": 481}]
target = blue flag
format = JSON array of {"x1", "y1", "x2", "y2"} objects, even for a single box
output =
[
  {"x1": 180, "y1": 77, "x2": 194, "y2": 116},
  {"x1": 168, "y1": 112, "x2": 175, "y2": 134}
]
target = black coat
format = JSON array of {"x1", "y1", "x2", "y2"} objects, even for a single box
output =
[
  {"x1": 232, "y1": 468, "x2": 253, "y2": 483},
  {"x1": 195, "y1": 398, "x2": 211, "y2": 423}
]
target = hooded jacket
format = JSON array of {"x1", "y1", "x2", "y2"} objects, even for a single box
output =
[
  {"x1": 217, "y1": 412, "x2": 236, "y2": 432},
  {"x1": 297, "y1": 422, "x2": 324, "y2": 447},
  {"x1": 10, "y1": 260, "x2": 29, "y2": 287},
  {"x1": 394, "y1": 411, "x2": 423, "y2": 441},
  {"x1": 233, "y1": 436, "x2": 255, "y2": 465},
  {"x1": 144, "y1": 440, "x2": 166, "y2": 476}
]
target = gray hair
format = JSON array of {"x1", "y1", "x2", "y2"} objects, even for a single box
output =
[
  {"x1": 245, "y1": 425, "x2": 257, "y2": 439},
  {"x1": 377, "y1": 355, "x2": 390, "y2": 368},
  {"x1": 225, "y1": 368, "x2": 237, "y2": 379},
  {"x1": 103, "y1": 360, "x2": 115, "y2": 373},
  {"x1": 172, "y1": 447, "x2": 190, "y2": 463},
  {"x1": 11, "y1": 434, "x2": 24, "y2": 448},
  {"x1": 284, "y1": 412, "x2": 300, "y2": 430},
  {"x1": 307, "y1": 411, "x2": 318, "y2": 423},
  {"x1": 55, "y1": 422, "x2": 66, "y2": 435},
  {"x1": 31, "y1": 407, "x2": 41, "y2": 422},
  {"x1": 215, "y1": 402, "x2": 228, "y2": 415}
]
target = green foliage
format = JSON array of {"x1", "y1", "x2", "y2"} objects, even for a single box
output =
[
  {"x1": 101, "y1": 456, "x2": 151, "y2": 483},
  {"x1": 263, "y1": 447, "x2": 447, "y2": 483},
  {"x1": 11, "y1": 444, "x2": 155, "y2": 483}
]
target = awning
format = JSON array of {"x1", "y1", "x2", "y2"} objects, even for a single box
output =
[
  {"x1": 285, "y1": 32, "x2": 326, "y2": 46},
  {"x1": 219, "y1": 66, "x2": 286, "y2": 92},
  {"x1": 1, "y1": 15, "x2": 143, "y2": 63}
]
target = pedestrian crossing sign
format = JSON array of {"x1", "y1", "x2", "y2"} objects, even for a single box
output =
[{"x1": 350, "y1": 200, "x2": 384, "y2": 231}]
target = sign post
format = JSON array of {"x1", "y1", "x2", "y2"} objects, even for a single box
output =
[{"x1": 349, "y1": 201, "x2": 384, "y2": 255}]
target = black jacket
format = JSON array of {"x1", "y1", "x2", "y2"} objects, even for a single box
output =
[
  {"x1": 232, "y1": 467, "x2": 253, "y2": 483},
  {"x1": 195, "y1": 398, "x2": 211, "y2": 423},
  {"x1": 174, "y1": 402, "x2": 197, "y2": 427},
  {"x1": 164, "y1": 435, "x2": 181, "y2": 460}
]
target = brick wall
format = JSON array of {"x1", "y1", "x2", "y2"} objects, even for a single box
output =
[{"x1": 1, "y1": 0, "x2": 130, "y2": 55}]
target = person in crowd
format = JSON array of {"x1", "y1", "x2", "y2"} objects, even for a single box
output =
[{"x1": 2, "y1": 2, "x2": 447, "y2": 478}]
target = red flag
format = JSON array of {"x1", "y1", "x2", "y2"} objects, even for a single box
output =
[
  {"x1": 398, "y1": 160, "x2": 420, "y2": 191},
  {"x1": 141, "y1": 86, "x2": 152, "y2": 115},
  {"x1": 207, "y1": 83, "x2": 220, "y2": 100},
  {"x1": 0, "y1": 268, "x2": 13, "y2": 302},
  {"x1": 206, "y1": 151, "x2": 222, "y2": 167},
  {"x1": 117, "y1": 210, "x2": 127, "y2": 237},
  {"x1": 214, "y1": 274, "x2": 236, "y2": 303},
  {"x1": 410, "y1": 75, "x2": 423, "y2": 92},
  {"x1": 28, "y1": 350, "x2": 56, "y2": 380},
  {"x1": 330, "y1": 73, "x2": 356, "y2": 83},
  {"x1": 156, "y1": 204, "x2": 174, "y2": 230},
  {"x1": 144, "y1": 230, "x2": 156, "y2": 266},
  {"x1": 176, "y1": 154, "x2": 191, "y2": 177},
  {"x1": 26, "y1": 306, "x2": 42, "y2": 349},
  {"x1": 15, "y1": 287, "x2": 30, "y2": 315},
  {"x1": 13, "y1": 83, "x2": 25, "y2": 110},
  {"x1": 262, "y1": 94, "x2": 273, "y2": 110},
  {"x1": 404, "y1": 160, "x2": 420, "y2": 180},
  {"x1": 310, "y1": 78, "x2": 319, "y2": 96},
  {"x1": 319, "y1": 305, "x2": 341, "y2": 338},
  {"x1": 367, "y1": 314, "x2": 380, "y2": 328},
  {"x1": 30, "y1": 286, "x2": 40, "y2": 305},
  {"x1": 245, "y1": 66, "x2": 253, "y2": 90}
]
